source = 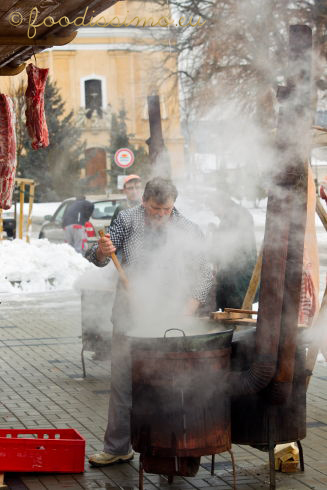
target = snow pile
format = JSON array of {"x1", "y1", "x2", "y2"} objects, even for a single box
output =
[{"x1": 0, "y1": 239, "x2": 94, "y2": 293}]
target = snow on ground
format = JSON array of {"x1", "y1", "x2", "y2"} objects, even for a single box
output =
[
  {"x1": 0, "y1": 238, "x2": 94, "y2": 294},
  {"x1": 0, "y1": 198, "x2": 326, "y2": 296}
]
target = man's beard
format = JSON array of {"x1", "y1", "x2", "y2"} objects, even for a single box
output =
[{"x1": 145, "y1": 213, "x2": 171, "y2": 227}]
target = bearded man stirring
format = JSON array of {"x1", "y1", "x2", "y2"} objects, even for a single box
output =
[{"x1": 86, "y1": 176, "x2": 213, "y2": 466}]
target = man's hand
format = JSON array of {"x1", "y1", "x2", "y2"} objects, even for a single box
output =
[{"x1": 96, "y1": 233, "x2": 117, "y2": 262}]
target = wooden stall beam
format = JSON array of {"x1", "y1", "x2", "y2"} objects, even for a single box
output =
[
  {"x1": 224, "y1": 308, "x2": 258, "y2": 315},
  {"x1": 0, "y1": 63, "x2": 26, "y2": 76},
  {"x1": 0, "y1": 32, "x2": 77, "y2": 47},
  {"x1": 15, "y1": 178, "x2": 36, "y2": 185}
]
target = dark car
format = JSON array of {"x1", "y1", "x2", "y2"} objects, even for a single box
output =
[
  {"x1": 2, "y1": 216, "x2": 16, "y2": 238},
  {"x1": 1, "y1": 204, "x2": 16, "y2": 238}
]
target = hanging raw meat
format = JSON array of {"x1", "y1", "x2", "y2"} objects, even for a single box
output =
[
  {"x1": 25, "y1": 64, "x2": 49, "y2": 150},
  {"x1": 0, "y1": 94, "x2": 17, "y2": 210}
]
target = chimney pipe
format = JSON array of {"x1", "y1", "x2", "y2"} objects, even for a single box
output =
[
  {"x1": 228, "y1": 25, "x2": 313, "y2": 398},
  {"x1": 147, "y1": 95, "x2": 171, "y2": 178}
]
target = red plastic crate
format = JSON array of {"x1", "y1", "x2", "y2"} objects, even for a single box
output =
[{"x1": 0, "y1": 429, "x2": 85, "y2": 473}]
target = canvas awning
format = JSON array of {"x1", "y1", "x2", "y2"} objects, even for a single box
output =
[{"x1": 0, "y1": 0, "x2": 119, "y2": 75}]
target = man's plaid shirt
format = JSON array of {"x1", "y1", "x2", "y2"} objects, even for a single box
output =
[{"x1": 85, "y1": 204, "x2": 213, "y2": 304}]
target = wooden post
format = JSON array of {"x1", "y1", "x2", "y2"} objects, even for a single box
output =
[
  {"x1": 98, "y1": 230, "x2": 129, "y2": 289},
  {"x1": 0, "y1": 473, "x2": 7, "y2": 488},
  {"x1": 241, "y1": 248, "x2": 263, "y2": 310},
  {"x1": 26, "y1": 183, "x2": 35, "y2": 243},
  {"x1": 19, "y1": 182, "x2": 25, "y2": 239}
]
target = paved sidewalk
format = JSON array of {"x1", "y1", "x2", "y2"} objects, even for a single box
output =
[{"x1": 0, "y1": 290, "x2": 327, "y2": 490}]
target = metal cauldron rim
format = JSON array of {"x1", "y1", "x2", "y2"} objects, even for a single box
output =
[{"x1": 129, "y1": 324, "x2": 235, "y2": 353}]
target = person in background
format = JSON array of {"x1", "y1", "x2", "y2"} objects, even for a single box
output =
[
  {"x1": 85, "y1": 177, "x2": 212, "y2": 467},
  {"x1": 62, "y1": 196, "x2": 94, "y2": 255},
  {"x1": 110, "y1": 174, "x2": 142, "y2": 226},
  {"x1": 207, "y1": 191, "x2": 257, "y2": 310}
]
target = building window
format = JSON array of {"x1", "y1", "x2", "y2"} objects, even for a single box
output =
[{"x1": 85, "y1": 79, "x2": 103, "y2": 119}]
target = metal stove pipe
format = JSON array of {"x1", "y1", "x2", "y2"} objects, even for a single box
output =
[{"x1": 228, "y1": 25, "x2": 313, "y2": 399}]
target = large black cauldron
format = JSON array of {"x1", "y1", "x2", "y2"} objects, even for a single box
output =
[{"x1": 130, "y1": 322, "x2": 234, "y2": 477}]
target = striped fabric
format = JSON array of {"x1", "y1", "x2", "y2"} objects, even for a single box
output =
[
  {"x1": 298, "y1": 267, "x2": 317, "y2": 326},
  {"x1": 85, "y1": 204, "x2": 213, "y2": 304}
]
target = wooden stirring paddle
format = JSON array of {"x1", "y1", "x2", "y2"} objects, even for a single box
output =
[{"x1": 98, "y1": 229, "x2": 129, "y2": 289}]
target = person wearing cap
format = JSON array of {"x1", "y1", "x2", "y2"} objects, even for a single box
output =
[{"x1": 110, "y1": 175, "x2": 142, "y2": 227}]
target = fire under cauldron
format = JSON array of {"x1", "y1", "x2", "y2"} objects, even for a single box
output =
[{"x1": 130, "y1": 321, "x2": 235, "y2": 488}]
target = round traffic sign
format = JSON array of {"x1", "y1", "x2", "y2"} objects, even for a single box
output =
[{"x1": 114, "y1": 148, "x2": 134, "y2": 168}]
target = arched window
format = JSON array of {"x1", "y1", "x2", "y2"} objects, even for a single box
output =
[
  {"x1": 80, "y1": 75, "x2": 107, "y2": 119},
  {"x1": 85, "y1": 79, "x2": 102, "y2": 118}
]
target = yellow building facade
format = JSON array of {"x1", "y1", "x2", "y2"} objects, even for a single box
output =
[{"x1": 3, "y1": 1, "x2": 184, "y2": 191}]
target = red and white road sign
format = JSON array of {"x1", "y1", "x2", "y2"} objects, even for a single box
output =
[{"x1": 114, "y1": 148, "x2": 134, "y2": 168}]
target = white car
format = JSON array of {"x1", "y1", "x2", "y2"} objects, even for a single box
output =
[{"x1": 38, "y1": 195, "x2": 126, "y2": 247}]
